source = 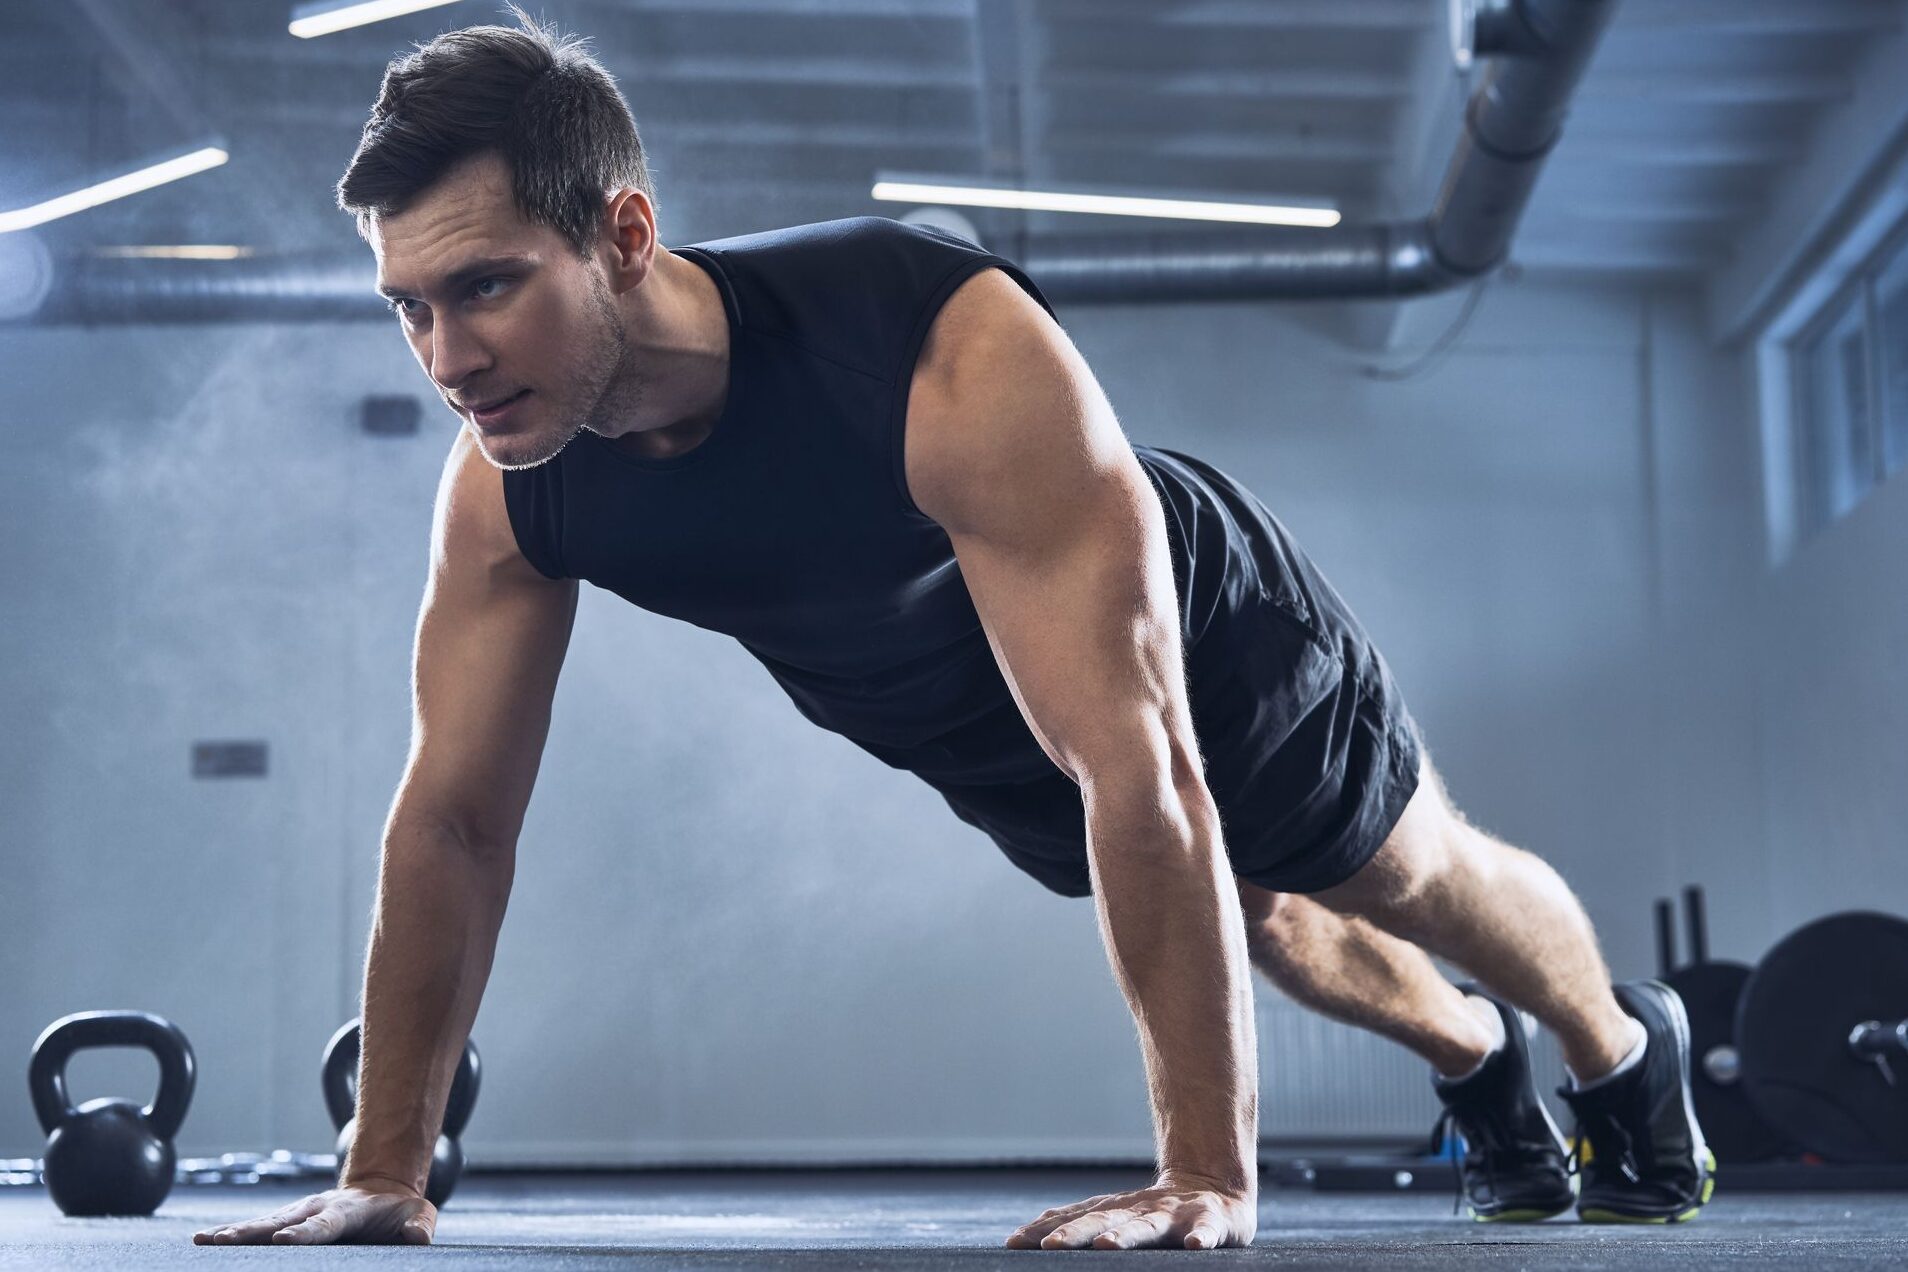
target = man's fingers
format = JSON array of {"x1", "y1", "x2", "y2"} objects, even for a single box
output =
[
  {"x1": 1008, "y1": 1194, "x2": 1113, "y2": 1247},
  {"x1": 271, "y1": 1207, "x2": 346, "y2": 1245},
  {"x1": 1037, "y1": 1192, "x2": 1112, "y2": 1221},
  {"x1": 1183, "y1": 1219, "x2": 1224, "y2": 1250},
  {"x1": 1041, "y1": 1206, "x2": 1139, "y2": 1250},
  {"x1": 200, "y1": 1198, "x2": 319, "y2": 1237},
  {"x1": 399, "y1": 1202, "x2": 436, "y2": 1245},
  {"x1": 194, "y1": 1196, "x2": 327, "y2": 1244},
  {"x1": 1169, "y1": 1204, "x2": 1224, "y2": 1250},
  {"x1": 1093, "y1": 1208, "x2": 1175, "y2": 1250},
  {"x1": 1007, "y1": 1186, "x2": 1252, "y2": 1252}
]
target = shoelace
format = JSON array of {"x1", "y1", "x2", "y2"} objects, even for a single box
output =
[
  {"x1": 1430, "y1": 1102, "x2": 1546, "y2": 1217},
  {"x1": 1426, "y1": 1106, "x2": 1477, "y2": 1216},
  {"x1": 1565, "y1": 1106, "x2": 1642, "y2": 1185},
  {"x1": 1431, "y1": 1098, "x2": 1573, "y2": 1216}
]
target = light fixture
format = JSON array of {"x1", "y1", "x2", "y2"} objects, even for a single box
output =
[
  {"x1": 289, "y1": 0, "x2": 464, "y2": 39},
  {"x1": 0, "y1": 232, "x2": 54, "y2": 320},
  {"x1": 871, "y1": 177, "x2": 1339, "y2": 229},
  {"x1": 0, "y1": 146, "x2": 228, "y2": 235},
  {"x1": 91, "y1": 245, "x2": 255, "y2": 260}
]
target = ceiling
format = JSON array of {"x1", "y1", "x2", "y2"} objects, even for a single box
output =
[{"x1": 0, "y1": 0, "x2": 1901, "y2": 282}]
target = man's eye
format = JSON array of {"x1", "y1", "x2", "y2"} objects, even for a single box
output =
[
  {"x1": 472, "y1": 277, "x2": 508, "y2": 300},
  {"x1": 387, "y1": 297, "x2": 416, "y2": 317}
]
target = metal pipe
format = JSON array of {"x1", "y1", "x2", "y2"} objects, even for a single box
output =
[
  {"x1": 30, "y1": 251, "x2": 382, "y2": 324},
  {"x1": 1010, "y1": 220, "x2": 1455, "y2": 303},
  {"x1": 8, "y1": 0, "x2": 1620, "y2": 322},
  {"x1": 1025, "y1": 0, "x2": 1620, "y2": 303}
]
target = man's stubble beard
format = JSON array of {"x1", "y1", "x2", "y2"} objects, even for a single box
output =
[
  {"x1": 579, "y1": 270, "x2": 644, "y2": 442},
  {"x1": 485, "y1": 273, "x2": 641, "y2": 472}
]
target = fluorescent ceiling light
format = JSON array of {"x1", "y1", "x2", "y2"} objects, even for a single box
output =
[
  {"x1": 290, "y1": 0, "x2": 464, "y2": 38},
  {"x1": 92, "y1": 245, "x2": 255, "y2": 260},
  {"x1": 871, "y1": 179, "x2": 1339, "y2": 228},
  {"x1": 0, "y1": 147, "x2": 228, "y2": 235}
]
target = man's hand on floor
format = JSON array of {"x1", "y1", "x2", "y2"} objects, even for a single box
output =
[
  {"x1": 191, "y1": 1183, "x2": 436, "y2": 1245},
  {"x1": 1005, "y1": 1174, "x2": 1257, "y2": 1250}
]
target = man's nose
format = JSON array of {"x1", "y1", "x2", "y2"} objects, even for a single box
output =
[{"x1": 429, "y1": 317, "x2": 491, "y2": 392}]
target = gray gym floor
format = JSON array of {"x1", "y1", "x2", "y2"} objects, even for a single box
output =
[{"x1": 3, "y1": 1170, "x2": 1905, "y2": 1269}]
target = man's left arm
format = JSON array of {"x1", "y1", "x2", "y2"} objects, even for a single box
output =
[{"x1": 906, "y1": 269, "x2": 1258, "y2": 1252}]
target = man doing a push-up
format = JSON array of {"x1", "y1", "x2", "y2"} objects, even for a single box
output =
[{"x1": 197, "y1": 13, "x2": 1709, "y2": 1253}]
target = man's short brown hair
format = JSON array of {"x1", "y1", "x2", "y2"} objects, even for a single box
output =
[{"x1": 336, "y1": 6, "x2": 654, "y2": 256}]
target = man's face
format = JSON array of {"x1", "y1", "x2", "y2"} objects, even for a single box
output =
[{"x1": 370, "y1": 151, "x2": 632, "y2": 470}]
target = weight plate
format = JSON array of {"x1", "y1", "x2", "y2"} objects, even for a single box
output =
[
  {"x1": 1737, "y1": 911, "x2": 1908, "y2": 1164},
  {"x1": 1664, "y1": 961, "x2": 1790, "y2": 1162}
]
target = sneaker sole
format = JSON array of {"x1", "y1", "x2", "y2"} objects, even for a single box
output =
[
  {"x1": 1472, "y1": 1156, "x2": 1578, "y2": 1224},
  {"x1": 1473, "y1": 1197, "x2": 1576, "y2": 1223},
  {"x1": 1578, "y1": 1150, "x2": 1718, "y2": 1224}
]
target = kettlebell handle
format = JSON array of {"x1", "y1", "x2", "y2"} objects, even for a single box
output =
[
  {"x1": 321, "y1": 1019, "x2": 482, "y2": 1137},
  {"x1": 29, "y1": 1011, "x2": 197, "y2": 1140}
]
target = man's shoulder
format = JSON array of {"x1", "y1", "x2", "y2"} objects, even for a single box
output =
[
  {"x1": 684, "y1": 216, "x2": 1000, "y2": 306},
  {"x1": 684, "y1": 217, "x2": 1004, "y2": 381},
  {"x1": 683, "y1": 215, "x2": 948, "y2": 258}
]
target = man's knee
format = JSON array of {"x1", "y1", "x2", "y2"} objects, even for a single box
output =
[
  {"x1": 1317, "y1": 772, "x2": 1466, "y2": 924},
  {"x1": 1236, "y1": 878, "x2": 1295, "y2": 954}
]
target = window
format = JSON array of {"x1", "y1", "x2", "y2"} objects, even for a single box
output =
[
  {"x1": 1789, "y1": 222, "x2": 1908, "y2": 534},
  {"x1": 1797, "y1": 289, "x2": 1874, "y2": 527},
  {"x1": 1877, "y1": 238, "x2": 1908, "y2": 477}
]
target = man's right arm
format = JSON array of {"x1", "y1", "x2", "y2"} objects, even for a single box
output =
[
  {"x1": 195, "y1": 427, "x2": 577, "y2": 1246},
  {"x1": 347, "y1": 426, "x2": 579, "y2": 1195}
]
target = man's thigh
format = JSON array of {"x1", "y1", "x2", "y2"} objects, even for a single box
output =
[{"x1": 1309, "y1": 754, "x2": 1457, "y2": 920}]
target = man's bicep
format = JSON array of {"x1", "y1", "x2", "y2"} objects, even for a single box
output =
[{"x1": 905, "y1": 276, "x2": 1198, "y2": 791}]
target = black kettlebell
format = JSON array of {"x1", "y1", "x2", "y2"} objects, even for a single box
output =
[
  {"x1": 29, "y1": 1011, "x2": 196, "y2": 1216},
  {"x1": 321, "y1": 1019, "x2": 480, "y2": 1208}
]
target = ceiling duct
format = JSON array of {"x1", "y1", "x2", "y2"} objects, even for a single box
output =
[
  {"x1": 1018, "y1": 0, "x2": 1619, "y2": 301},
  {"x1": 29, "y1": 250, "x2": 379, "y2": 324},
  {"x1": 8, "y1": 0, "x2": 1617, "y2": 323}
]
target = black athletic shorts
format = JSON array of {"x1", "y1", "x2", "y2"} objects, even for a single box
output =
[{"x1": 932, "y1": 448, "x2": 1423, "y2": 898}]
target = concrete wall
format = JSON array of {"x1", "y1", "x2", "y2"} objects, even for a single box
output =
[
  {"x1": 1751, "y1": 458, "x2": 1908, "y2": 935},
  {"x1": 0, "y1": 270, "x2": 1761, "y2": 1163}
]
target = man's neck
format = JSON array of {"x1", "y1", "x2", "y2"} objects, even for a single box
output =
[{"x1": 596, "y1": 248, "x2": 731, "y2": 461}]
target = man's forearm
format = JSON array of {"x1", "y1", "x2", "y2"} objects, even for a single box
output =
[
  {"x1": 1084, "y1": 781, "x2": 1258, "y2": 1192},
  {"x1": 344, "y1": 811, "x2": 514, "y2": 1194}
]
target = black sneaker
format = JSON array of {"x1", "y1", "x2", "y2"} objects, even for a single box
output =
[
  {"x1": 1559, "y1": 979, "x2": 1716, "y2": 1224},
  {"x1": 1428, "y1": 987, "x2": 1575, "y2": 1222}
]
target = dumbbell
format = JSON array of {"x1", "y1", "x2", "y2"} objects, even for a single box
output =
[
  {"x1": 1736, "y1": 911, "x2": 1908, "y2": 1163},
  {"x1": 321, "y1": 1019, "x2": 480, "y2": 1207},
  {"x1": 29, "y1": 1011, "x2": 196, "y2": 1216}
]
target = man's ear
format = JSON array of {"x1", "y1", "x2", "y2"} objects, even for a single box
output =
[{"x1": 600, "y1": 187, "x2": 657, "y2": 293}]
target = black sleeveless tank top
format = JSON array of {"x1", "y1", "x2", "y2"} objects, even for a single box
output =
[{"x1": 502, "y1": 217, "x2": 1269, "y2": 791}]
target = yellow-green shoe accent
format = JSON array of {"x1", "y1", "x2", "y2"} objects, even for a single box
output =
[{"x1": 1578, "y1": 1150, "x2": 1716, "y2": 1224}]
